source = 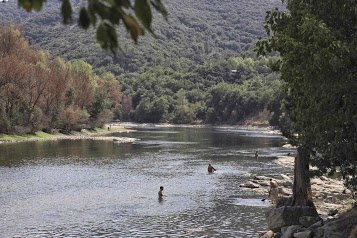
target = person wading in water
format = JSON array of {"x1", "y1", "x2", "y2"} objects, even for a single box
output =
[
  {"x1": 208, "y1": 164, "x2": 216, "y2": 173},
  {"x1": 158, "y1": 186, "x2": 164, "y2": 201}
]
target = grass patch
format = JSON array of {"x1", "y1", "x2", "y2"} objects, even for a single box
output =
[
  {"x1": 34, "y1": 131, "x2": 59, "y2": 138},
  {"x1": 0, "y1": 131, "x2": 64, "y2": 141},
  {"x1": 0, "y1": 125, "x2": 126, "y2": 142},
  {"x1": 0, "y1": 134, "x2": 27, "y2": 141}
]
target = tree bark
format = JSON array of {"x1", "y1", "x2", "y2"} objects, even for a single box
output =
[{"x1": 290, "y1": 146, "x2": 314, "y2": 206}]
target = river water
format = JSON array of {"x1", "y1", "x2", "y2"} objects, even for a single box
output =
[{"x1": 0, "y1": 124, "x2": 294, "y2": 238}]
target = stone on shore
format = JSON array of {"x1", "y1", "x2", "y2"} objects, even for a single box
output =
[
  {"x1": 260, "y1": 230, "x2": 274, "y2": 238},
  {"x1": 239, "y1": 182, "x2": 260, "y2": 188},
  {"x1": 312, "y1": 206, "x2": 357, "y2": 238},
  {"x1": 266, "y1": 206, "x2": 319, "y2": 232}
]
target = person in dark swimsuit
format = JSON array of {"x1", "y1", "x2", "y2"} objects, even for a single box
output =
[{"x1": 208, "y1": 164, "x2": 216, "y2": 173}]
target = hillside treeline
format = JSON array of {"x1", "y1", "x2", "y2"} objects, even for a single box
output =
[
  {"x1": 0, "y1": 0, "x2": 284, "y2": 75},
  {"x1": 121, "y1": 55, "x2": 282, "y2": 124},
  {"x1": 0, "y1": 0, "x2": 285, "y2": 130},
  {"x1": 0, "y1": 25, "x2": 122, "y2": 134},
  {"x1": 0, "y1": 24, "x2": 282, "y2": 133}
]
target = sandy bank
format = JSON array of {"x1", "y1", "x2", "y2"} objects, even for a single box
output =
[
  {"x1": 0, "y1": 123, "x2": 138, "y2": 144},
  {"x1": 241, "y1": 154, "x2": 354, "y2": 219}
]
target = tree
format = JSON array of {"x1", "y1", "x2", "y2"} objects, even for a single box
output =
[
  {"x1": 69, "y1": 60, "x2": 96, "y2": 109},
  {"x1": 0, "y1": 25, "x2": 127, "y2": 133},
  {"x1": 258, "y1": 0, "x2": 357, "y2": 205},
  {"x1": 17, "y1": 0, "x2": 168, "y2": 53},
  {"x1": 172, "y1": 89, "x2": 194, "y2": 124}
]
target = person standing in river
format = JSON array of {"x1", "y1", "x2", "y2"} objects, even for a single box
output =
[
  {"x1": 158, "y1": 186, "x2": 164, "y2": 200},
  {"x1": 269, "y1": 179, "x2": 279, "y2": 204},
  {"x1": 254, "y1": 151, "x2": 259, "y2": 160},
  {"x1": 208, "y1": 164, "x2": 216, "y2": 173}
]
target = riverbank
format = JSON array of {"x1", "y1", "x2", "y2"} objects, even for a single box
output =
[
  {"x1": 0, "y1": 123, "x2": 138, "y2": 144},
  {"x1": 0, "y1": 122, "x2": 280, "y2": 144},
  {"x1": 259, "y1": 157, "x2": 357, "y2": 238},
  {"x1": 240, "y1": 153, "x2": 356, "y2": 237},
  {"x1": 241, "y1": 155, "x2": 354, "y2": 218}
]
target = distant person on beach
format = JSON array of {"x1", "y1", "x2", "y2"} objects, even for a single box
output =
[
  {"x1": 255, "y1": 151, "x2": 259, "y2": 160},
  {"x1": 158, "y1": 186, "x2": 164, "y2": 200},
  {"x1": 208, "y1": 164, "x2": 216, "y2": 173},
  {"x1": 269, "y1": 179, "x2": 279, "y2": 204}
]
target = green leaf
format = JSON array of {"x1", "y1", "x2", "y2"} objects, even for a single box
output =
[
  {"x1": 61, "y1": 0, "x2": 73, "y2": 24},
  {"x1": 113, "y1": 0, "x2": 131, "y2": 8},
  {"x1": 94, "y1": 1, "x2": 111, "y2": 19},
  {"x1": 87, "y1": 2, "x2": 98, "y2": 26},
  {"x1": 18, "y1": 0, "x2": 46, "y2": 12},
  {"x1": 78, "y1": 7, "x2": 90, "y2": 29},
  {"x1": 108, "y1": 7, "x2": 122, "y2": 25},
  {"x1": 122, "y1": 15, "x2": 144, "y2": 43},
  {"x1": 150, "y1": 0, "x2": 168, "y2": 21},
  {"x1": 96, "y1": 20, "x2": 119, "y2": 54},
  {"x1": 32, "y1": 0, "x2": 46, "y2": 11},
  {"x1": 134, "y1": 0, "x2": 152, "y2": 31}
]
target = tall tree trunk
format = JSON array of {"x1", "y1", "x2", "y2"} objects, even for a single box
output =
[{"x1": 290, "y1": 146, "x2": 314, "y2": 206}]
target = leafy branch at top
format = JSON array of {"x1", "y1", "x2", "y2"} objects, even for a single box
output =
[{"x1": 17, "y1": 0, "x2": 168, "y2": 53}]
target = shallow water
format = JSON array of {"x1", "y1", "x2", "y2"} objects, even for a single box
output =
[{"x1": 0, "y1": 125, "x2": 294, "y2": 237}]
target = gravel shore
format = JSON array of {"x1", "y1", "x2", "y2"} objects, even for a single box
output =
[{"x1": 241, "y1": 155, "x2": 354, "y2": 219}]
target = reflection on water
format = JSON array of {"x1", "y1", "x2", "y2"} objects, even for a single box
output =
[{"x1": 0, "y1": 125, "x2": 294, "y2": 237}]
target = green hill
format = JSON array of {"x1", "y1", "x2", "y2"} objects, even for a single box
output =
[
  {"x1": 1, "y1": 0, "x2": 284, "y2": 74},
  {"x1": 0, "y1": 0, "x2": 284, "y2": 125}
]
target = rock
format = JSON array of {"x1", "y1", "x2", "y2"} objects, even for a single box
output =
[
  {"x1": 308, "y1": 220, "x2": 324, "y2": 229},
  {"x1": 279, "y1": 180, "x2": 293, "y2": 187},
  {"x1": 255, "y1": 180, "x2": 271, "y2": 186},
  {"x1": 299, "y1": 216, "x2": 322, "y2": 228},
  {"x1": 279, "y1": 187, "x2": 292, "y2": 196},
  {"x1": 321, "y1": 230, "x2": 347, "y2": 238},
  {"x1": 239, "y1": 182, "x2": 260, "y2": 188},
  {"x1": 242, "y1": 172, "x2": 253, "y2": 177},
  {"x1": 320, "y1": 176, "x2": 329, "y2": 181},
  {"x1": 280, "y1": 174, "x2": 291, "y2": 180},
  {"x1": 266, "y1": 206, "x2": 319, "y2": 232},
  {"x1": 254, "y1": 175, "x2": 271, "y2": 180},
  {"x1": 313, "y1": 206, "x2": 357, "y2": 238},
  {"x1": 281, "y1": 226, "x2": 290, "y2": 234},
  {"x1": 334, "y1": 194, "x2": 352, "y2": 200},
  {"x1": 348, "y1": 224, "x2": 357, "y2": 238},
  {"x1": 281, "y1": 225, "x2": 303, "y2": 238},
  {"x1": 293, "y1": 230, "x2": 311, "y2": 238},
  {"x1": 260, "y1": 230, "x2": 274, "y2": 238},
  {"x1": 328, "y1": 209, "x2": 338, "y2": 216},
  {"x1": 282, "y1": 144, "x2": 295, "y2": 148},
  {"x1": 273, "y1": 232, "x2": 282, "y2": 238},
  {"x1": 312, "y1": 227, "x2": 325, "y2": 238},
  {"x1": 276, "y1": 197, "x2": 290, "y2": 208}
]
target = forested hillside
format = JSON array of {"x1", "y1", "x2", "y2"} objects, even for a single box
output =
[
  {"x1": 0, "y1": 25, "x2": 121, "y2": 134},
  {"x1": 0, "y1": 0, "x2": 284, "y2": 126},
  {"x1": 1, "y1": 0, "x2": 284, "y2": 72}
]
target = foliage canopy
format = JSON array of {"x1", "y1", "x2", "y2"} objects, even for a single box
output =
[{"x1": 258, "y1": 0, "x2": 357, "y2": 192}]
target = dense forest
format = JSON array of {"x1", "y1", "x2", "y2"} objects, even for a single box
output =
[
  {"x1": 0, "y1": 0, "x2": 284, "y2": 132},
  {"x1": 0, "y1": 25, "x2": 122, "y2": 134}
]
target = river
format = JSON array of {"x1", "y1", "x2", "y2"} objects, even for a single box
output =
[{"x1": 0, "y1": 124, "x2": 295, "y2": 237}]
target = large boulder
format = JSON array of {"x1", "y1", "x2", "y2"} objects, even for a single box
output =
[
  {"x1": 312, "y1": 206, "x2": 357, "y2": 238},
  {"x1": 293, "y1": 230, "x2": 312, "y2": 238},
  {"x1": 281, "y1": 225, "x2": 303, "y2": 238},
  {"x1": 299, "y1": 216, "x2": 322, "y2": 228},
  {"x1": 266, "y1": 206, "x2": 319, "y2": 232}
]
